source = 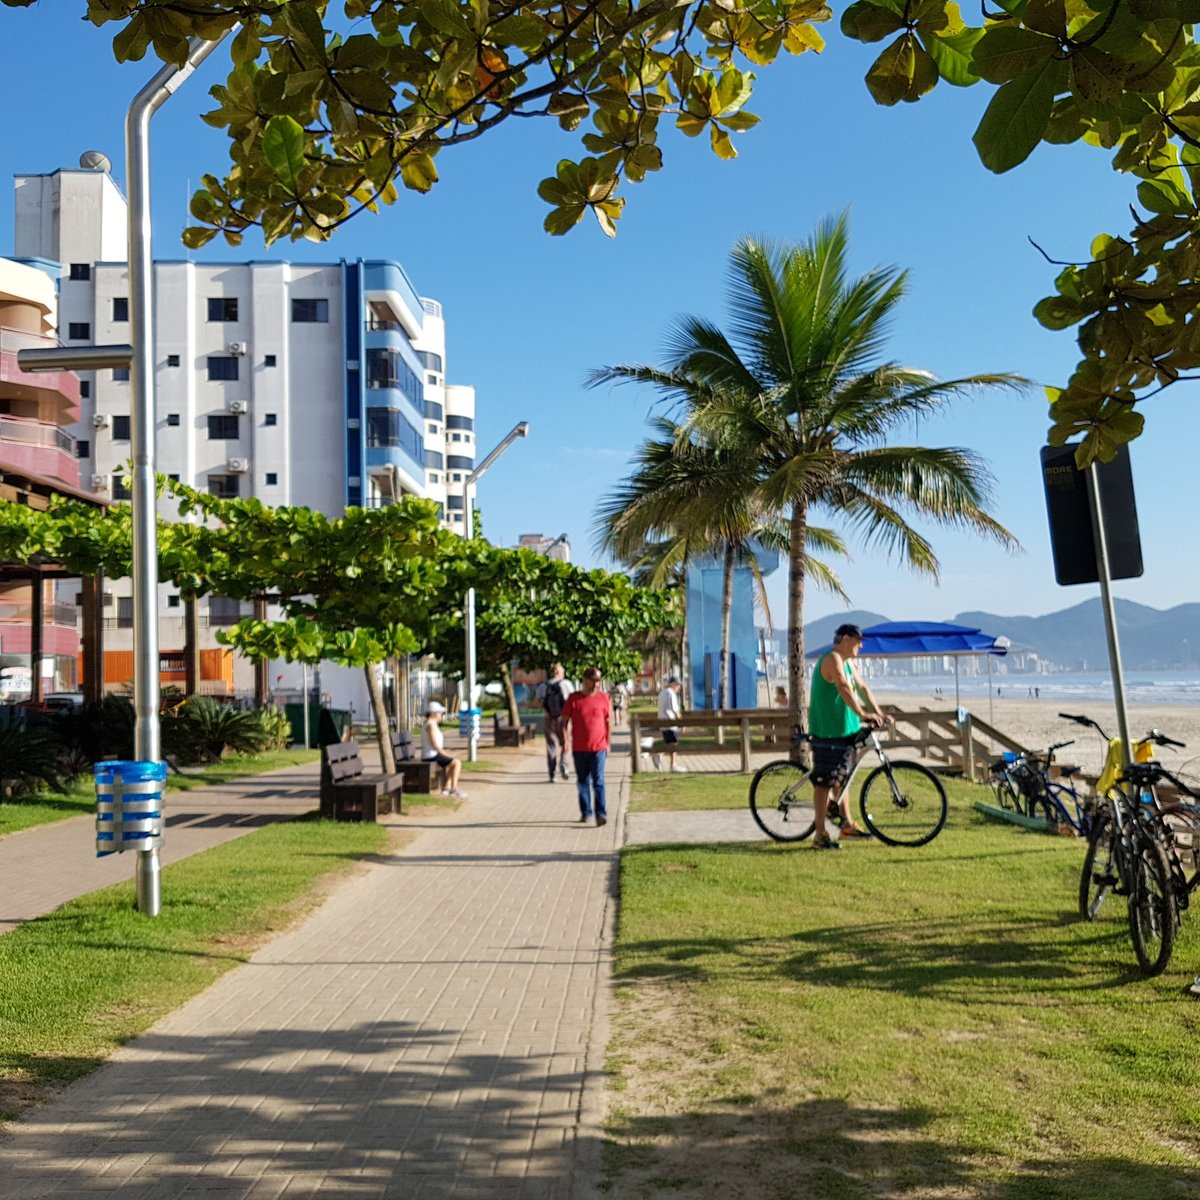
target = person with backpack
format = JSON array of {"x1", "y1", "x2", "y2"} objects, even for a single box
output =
[{"x1": 538, "y1": 663, "x2": 574, "y2": 783}]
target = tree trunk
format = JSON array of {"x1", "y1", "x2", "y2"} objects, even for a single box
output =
[
  {"x1": 788, "y1": 502, "x2": 810, "y2": 740},
  {"x1": 364, "y1": 664, "x2": 397, "y2": 773},
  {"x1": 500, "y1": 660, "x2": 521, "y2": 727},
  {"x1": 719, "y1": 541, "x2": 734, "y2": 709},
  {"x1": 680, "y1": 597, "x2": 690, "y2": 709}
]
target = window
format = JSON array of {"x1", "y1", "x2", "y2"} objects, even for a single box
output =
[
  {"x1": 112, "y1": 415, "x2": 131, "y2": 441},
  {"x1": 76, "y1": 440, "x2": 90, "y2": 459},
  {"x1": 207, "y1": 414, "x2": 240, "y2": 440},
  {"x1": 427, "y1": 423, "x2": 438, "y2": 436},
  {"x1": 207, "y1": 356, "x2": 239, "y2": 382},
  {"x1": 111, "y1": 297, "x2": 128, "y2": 322},
  {"x1": 446, "y1": 494, "x2": 464, "y2": 511},
  {"x1": 366, "y1": 348, "x2": 421, "y2": 401},
  {"x1": 207, "y1": 297, "x2": 239, "y2": 322},
  {"x1": 112, "y1": 475, "x2": 132, "y2": 502},
  {"x1": 166, "y1": 595, "x2": 181, "y2": 609},
  {"x1": 365, "y1": 408, "x2": 422, "y2": 459},
  {"x1": 446, "y1": 414, "x2": 474, "y2": 431},
  {"x1": 166, "y1": 413, "x2": 180, "y2": 427},
  {"x1": 265, "y1": 472, "x2": 278, "y2": 486},
  {"x1": 208, "y1": 474, "x2": 240, "y2": 498},
  {"x1": 424, "y1": 400, "x2": 444, "y2": 421},
  {"x1": 117, "y1": 595, "x2": 134, "y2": 626},
  {"x1": 68, "y1": 322, "x2": 90, "y2": 340},
  {"x1": 425, "y1": 449, "x2": 444, "y2": 470},
  {"x1": 208, "y1": 596, "x2": 243, "y2": 625},
  {"x1": 166, "y1": 354, "x2": 180, "y2": 367},
  {"x1": 291, "y1": 298, "x2": 329, "y2": 323},
  {"x1": 113, "y1": 367, "x2": 130, "y2": 382},
  {"x1": 80, "y1": 381, "x2": 90, "y2": 399},
  {"x1": 450, "y1": 432, "x2": 462, "y2": 443},
  {"x1": 168, "y1": 473, "x2": 180, "y2": 482},
  {"x1": 428, "y1": 472, "x2": 439, "y2": 484},
  {"x1": 447, "y1": 455, "x2": 474, "y2": 470},
  {"x1": 264, "y1": 413, "x2": 277, "y2": 427},
  {"x1": 420, "y1": 350, "x2": 444, "y2": 373},
  {"x1": 69, "y1": 263, "x2": 91, "y2": 281},
  {"x1": 264, "y1": 355, "x2": 277, "y2": 367}
]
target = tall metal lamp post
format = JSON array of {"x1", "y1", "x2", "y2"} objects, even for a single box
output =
[{"x1": 463, "y1": 421, "x2": 529, "y2": 762}]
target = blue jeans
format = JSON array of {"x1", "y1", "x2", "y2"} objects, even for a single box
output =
[{"x1": 573, "y1": 750, "x2": 607, "y2": 819}]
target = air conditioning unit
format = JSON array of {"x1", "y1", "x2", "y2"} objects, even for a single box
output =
[
  {"x1": 226, "y1": 398, "x2": 248, "y2": 414},
  {"x1": 226, "y1": 457, "x2": 249, "y2": 473},
  {"x1": 91, "y1": 413, "x2": 110, "y2": 428},
  {"x1": 91, "y1": 473, "x2": 108, "y2": 490},
  {"x1": 227, "y1": 341, "x2": 247, "y2": 356}
]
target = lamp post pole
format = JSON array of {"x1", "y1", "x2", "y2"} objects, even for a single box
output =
[{"x1": 462, "y1": 422, "x2": 529, "y2": 762}]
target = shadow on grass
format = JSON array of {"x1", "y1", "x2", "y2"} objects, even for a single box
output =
[
  {"x1": 605, "y1": 1095, "x2": 1200, "y2": 1199},
  {"x1": 617, "y1": 912, "x2": 1144, "y2": 996}
]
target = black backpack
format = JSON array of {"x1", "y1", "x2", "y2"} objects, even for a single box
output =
[{"x1": 543, "y1": 680, "x2": 565, "y2": 718}]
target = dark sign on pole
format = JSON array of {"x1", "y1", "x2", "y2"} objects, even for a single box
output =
[{"x1": 1040, "y1": 444, "x2": 1143, "y2": 586}]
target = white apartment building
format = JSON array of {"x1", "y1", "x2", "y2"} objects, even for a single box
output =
[{"x1": 12, "y1": 159, "x2": 477, "y2": 714}]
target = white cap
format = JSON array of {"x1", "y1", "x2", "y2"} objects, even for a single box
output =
[{"x1": 426, "y1": 700, "x2": 446, "y2": 714}]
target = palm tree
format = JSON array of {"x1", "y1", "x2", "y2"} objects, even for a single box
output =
[
  {"x1": 593, "y1": 213, "x2": 1022, "y2": 730},
  {"x1": 595, "y1": 413, "x2": 848, "y2": 708}
]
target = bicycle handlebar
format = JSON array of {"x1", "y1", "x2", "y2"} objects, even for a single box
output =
[{"x1": 1047, "y1": 739, "x2": 1075, "y2": 753}]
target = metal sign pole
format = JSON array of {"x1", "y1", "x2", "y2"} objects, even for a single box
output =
[{"x1": 1085, "y1": 464, "x2": 1134, "y2": 766}]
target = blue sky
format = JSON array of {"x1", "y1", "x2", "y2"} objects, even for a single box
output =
[{"x1": 2, "y1": 7, "x2": 1193, "y2": 629}]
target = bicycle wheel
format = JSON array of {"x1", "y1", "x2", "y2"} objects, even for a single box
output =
[
  {"x1": 749, "y1": 760, "x2": 815, "y2": 843},
  {"x1": 1079, "y1": 810, "x2": 1117, "y2": 920},
  {"x1": 1127, "y1": 830, "x2": 1179, "y2": 976},
  {"x1": 858, "y1": 762, "x2": 948, "y2": 847},
  {"x1": 991, "y1": 774, "x2": 1021, "y2": 813}
]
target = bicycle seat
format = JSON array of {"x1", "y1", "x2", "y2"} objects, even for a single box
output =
[{"x1": 1059, "y1": 765, "x2": 1080, "y2": 778}]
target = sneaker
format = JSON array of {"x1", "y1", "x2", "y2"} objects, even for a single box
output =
[
  {"x1": 596, "y1": 816, "x2": 607, "y2": 827},
  {"x1": 449, "y1": 789, "x2": 468, "y2": 799},
  {"x1": 671, "y1": 765, "x2": 688, "y2": 774},
  {"x1": 579, "y1": 813, "x2": 591, "y2": 823},
  {"x1": 548, "y1": 776, "x2": 556, "y2": 784},
  {"x1": 561, "y1": 772, "x2": 570, "y2": 781},
  {"x1": 839, "y1": 822, "x2": 871, "y2": 839},
  {"x1": 813, "y1": 832, "x2": 840, "y2": 850}
]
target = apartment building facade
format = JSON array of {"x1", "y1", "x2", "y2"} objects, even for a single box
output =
[{"x1": 12, "y1": 160, "x2": 476, "y2": 712}]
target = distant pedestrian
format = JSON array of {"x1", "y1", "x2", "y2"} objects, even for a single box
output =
[
  {"x1": 561, "y1": 666, "x2": 612, "y2": 825},
  {"x1": 1034, "y1": 686, "x2": 1040, "y2": 699},
  {"x1": 656, "y1": 676, "x2": 686, "y2": 773},
  {"x1": 774, "y1": 685, "x2": 788, "y2": 707},
  {"x1": 537, "y1": 664, "x2": 574, "y2": 783},
  {"x1": 612, "y1": 681, "x2": 628, "y2": 725},
  {"x1": 420, "y1": 701, "x2": 467, "y2": 798}
]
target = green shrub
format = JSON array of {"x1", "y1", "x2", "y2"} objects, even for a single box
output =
[
  {"x1": 0, "y1": 727, "x2": 75, "y2": 799},
  {"x1": 162, "y1": 697, "x2": 271, "y2": 764},
  {"x1": 250, "y1": 705, "x2": 292, "y2": 751}
]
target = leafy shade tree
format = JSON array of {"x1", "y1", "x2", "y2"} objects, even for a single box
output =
[
  {"x1": 593, "y1": 412, "x2": 847, "y2": 708},
  {"x1": 8, "y1": 3, "x2": 1199, "y2": 457},
  {"x1": 428, "y1": 547, "x2": 676, "y2": 721},
  {"x1": 594, "y1": 214, "x2": 1021, "y2": 733}
]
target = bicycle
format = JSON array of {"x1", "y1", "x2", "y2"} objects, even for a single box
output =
[
  {"x1": 988, "y1": 737, "x2": 1091, "y2": 834},
  {"x1": 749, "y1": 727, "x2": 948, "y2": 848}
]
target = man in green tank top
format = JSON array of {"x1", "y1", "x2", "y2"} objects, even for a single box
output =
[{"x1": 809, "y1": 624, "x2": 889, "y2": 850}]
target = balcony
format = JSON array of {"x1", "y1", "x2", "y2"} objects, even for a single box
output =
[
  {"x1": 0, "y1": 326, "x2": 82, "y2": 423},
  {"x1": 0, "y1": 416, "x2": 81, "y2": 486},
  {"x1": 366, "y1": 318, "x2": 404, "y2": 333},
  {"x1": 0, "y1": 600, "x2": 79, "y2": 627}
]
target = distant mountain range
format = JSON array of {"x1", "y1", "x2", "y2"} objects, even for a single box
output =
[{"x1": 802, "y1": 600, "x2": 1200, "y2": 672}]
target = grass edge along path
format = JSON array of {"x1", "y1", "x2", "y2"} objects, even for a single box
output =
[
  {"x1": 607, "y1": 778, "x2": 1200, "y2": 1200},
  {"x1": 0, "y1": 749, "x2": 323, "y2": 839},
  {"x1": 0, "y1": 815, "x2": 390, "y2": 1127}
]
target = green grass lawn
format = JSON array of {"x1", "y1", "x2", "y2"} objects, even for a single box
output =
[
  {"x1": 609, "y1": 789, "x2": 1200, "y2": 1198},
  {"x1": 630, "y1": 771, "x2": 756, "y2": 812},
  {"x1": 0, "y1": 749, "x2": 321, "y2": 839},
  {"x1": 0, "y1": 816, "x2": 389, "y2": 1123}
]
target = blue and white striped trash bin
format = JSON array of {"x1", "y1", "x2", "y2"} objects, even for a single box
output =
[{"x1": 95, "y1": 760, "x2": 166, "y2": 857}]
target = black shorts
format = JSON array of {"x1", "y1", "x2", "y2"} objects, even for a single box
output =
[
  {"x1": 662, "y1": 729, "x2": 679, "y2": 745},
  {"x1": 810, "y1": 737, "x2": 858, "y2": 788},
  {"x1": 424, "y1": 752, "x2": 454, "y2": 769}
]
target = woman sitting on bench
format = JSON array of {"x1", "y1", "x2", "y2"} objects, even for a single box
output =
[{"x1": 421, "y1": 701, "x2": 467, "y2": 798}]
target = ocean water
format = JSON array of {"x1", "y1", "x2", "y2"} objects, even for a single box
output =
[{"x1": 862, "y1": 669, "x2": 1200, "y2": 707}]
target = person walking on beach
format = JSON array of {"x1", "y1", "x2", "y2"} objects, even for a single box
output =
[
  {"x1": 809, "y1": 624, "x2": 889, "y2": 850},
  {"x1": 655, "y1": 676, "x2": 686, "y2": 772},
  {"x1": 538, "y1": 664, "x2": 573, "y2": 783},
  {"x1": 561, "y1": 666, "x2": 612, "y2": 825}
]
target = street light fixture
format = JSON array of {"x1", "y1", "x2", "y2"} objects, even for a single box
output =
[{"x1": 462, "y1": 421, "x2": 529, "y2": 762}]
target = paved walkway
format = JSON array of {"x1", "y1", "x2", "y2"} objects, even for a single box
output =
[
  {"x1": 0, "y1": 761, "x2": 321, "y2": 934},
  {"x1": 625, "y1": 806, "x2": 766, "y2": 845},
  {"x1": 1, "y1": 740, "x2": 624, "y2": 1199}
]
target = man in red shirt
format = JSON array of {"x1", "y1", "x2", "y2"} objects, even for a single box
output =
[{"x1": 560, "y1": 666, "x2": 612, "y2": 826}]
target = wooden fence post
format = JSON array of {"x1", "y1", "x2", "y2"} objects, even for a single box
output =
[
  {"x1": 630, "y1": 712, "x2": 641, "y2": 775},
  {"x1": 739, "y1": 717, "x2": 752, "y2": 773}
]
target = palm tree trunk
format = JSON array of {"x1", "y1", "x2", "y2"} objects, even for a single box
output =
[
  {"x1": 788, "y1": 502, "x2": 809, "y2": 737},
  {"x1": 364, "y1": 664, "x2": 397, "y2": 774},
  {"x1": 680, "y1": 598, "x2": 690, "y2": 708},
  {"x1": 719, "y1": 542, "x2": 734, "y2": 709}
]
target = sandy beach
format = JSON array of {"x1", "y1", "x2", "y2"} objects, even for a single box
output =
[{"x1": 873, "y1": 691, "x2": 1200, "y2": 778}]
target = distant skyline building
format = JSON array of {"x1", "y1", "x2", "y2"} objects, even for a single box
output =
[
  {"x1": 11, "y1": 158, "x2": 478, "y2": 710},
  {"x1": 517, "y1": 532, "x2": 570, "y2": 562}
]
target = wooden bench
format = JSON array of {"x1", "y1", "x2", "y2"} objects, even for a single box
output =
[
  {"x1": 390, "y1": 731, "x2": 439, "y2": 794},
  {"x1": 320, "y1": 739, "x2": 404, "y2": 821},
  {"x1": 493, "y1": 712, "x2": 535, "y2": 747}
]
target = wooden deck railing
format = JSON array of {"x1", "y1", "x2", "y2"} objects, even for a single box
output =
[{"x1": 629, "y1": 705, "x2": 1032, "y2": 779}]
